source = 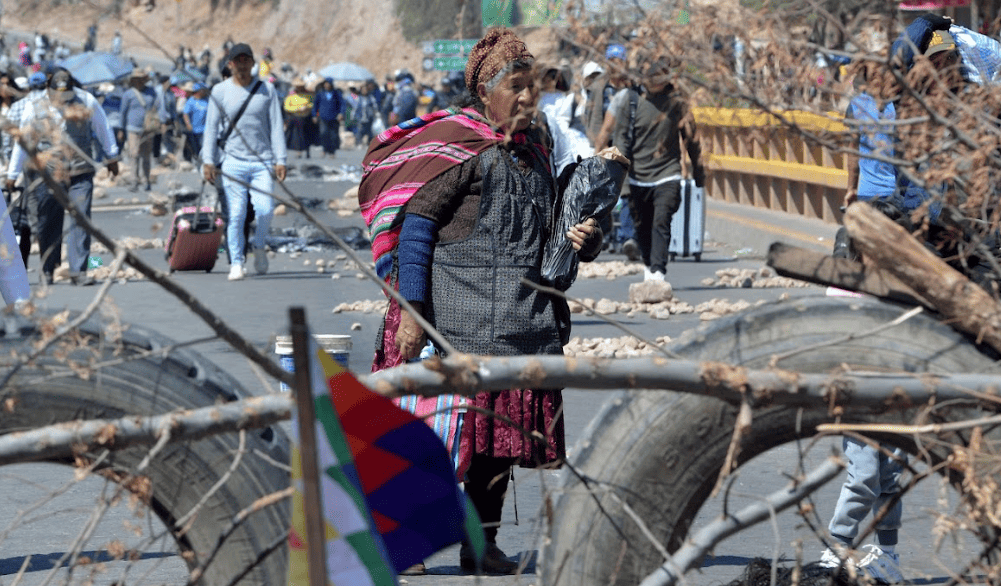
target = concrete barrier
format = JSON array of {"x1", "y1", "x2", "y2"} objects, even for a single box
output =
[{"x1": 695, "y1": 107, "x2": 849, "y2": 225}]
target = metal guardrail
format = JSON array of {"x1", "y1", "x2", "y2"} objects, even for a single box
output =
[{"x1": 694, "y1": 108, "x2": 849, "y2": 224}]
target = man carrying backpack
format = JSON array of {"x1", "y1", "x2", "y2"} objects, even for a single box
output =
[
  {"x1": 612, "y1": 59, "x2": 704, "y2": 282},
  {"x1": 120, "y1": 70, "x2": 160, "y2": 191}
]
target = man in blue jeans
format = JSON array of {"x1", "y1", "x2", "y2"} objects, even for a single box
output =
[
  {"x1": 201, "y1": 43, "x2": 287, "y2": 281},
  {"x1": 822, "y1": 17, "x2": 965, "y2": 585}
]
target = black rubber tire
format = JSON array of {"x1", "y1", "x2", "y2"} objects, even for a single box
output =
[
  {"x1": 541, "y1": 295, "x2": 1001, "y2": 586},
  {"x1": 0, "y1": 312, "x2": 289, "y2": 585}
]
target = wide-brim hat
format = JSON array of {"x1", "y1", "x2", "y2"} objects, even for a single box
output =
[{"x1": 129, "y1": 70, "x2": 150, "y2": 82}]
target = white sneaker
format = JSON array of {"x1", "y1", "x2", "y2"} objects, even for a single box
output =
[
  {"x1": 860, "y1": 544, "x2": 903, "y2": 584},
  {"x1": 228, "y1": 264, "x2": 246, "y2": 281},
  {"x1": 254, "y1": 250, "x2": 269, "y2": 275},
  {"x1": 644, "y1": 269, "x2": 666, "y2": 282},
  {"x1": 819, "y1": 544, "x2": 857, "y2": 570}
]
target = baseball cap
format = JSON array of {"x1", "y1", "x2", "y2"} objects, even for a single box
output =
[
  {"x1": 605, "y1": 44, "x2": 627, "y2": 61},
  {"x1": 582, "y1": 61, "x2": 603, "y2": 79},
  {"x1": 28, "y1": 72, "x2": 46, "y2": 89},
  {"x1": 48, "y1": 70, "x2": 73, "y2": 91},
  {"x1": 925, "y1": 30, "x2": 957, "y2": 57},
  {"x1": 227, "y1": 43, "x2": 254, "y2": 62}
]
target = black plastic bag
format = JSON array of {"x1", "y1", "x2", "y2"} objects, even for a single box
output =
[{"x1": 541, "y1": 155, "x2": 627, "y2": 291}]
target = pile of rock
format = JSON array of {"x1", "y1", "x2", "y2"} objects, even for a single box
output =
[
  {"x1": 577, "y1": 260, "x2": 643, "y2": 280},
  {"x1": 332, "y1": 299, "x2": 389, "y2": 314},
  {"x1": 569, "y1": 281, "x2": 694, "y2": 320},
  {"x1": 564, "y1": 335, "x2": 673, "y2": 357},
  {"x1": 92, "y1": 237, "x2": 165, "y2": 253},
  {"x1": 695, "y1": 294, "x2": 789, "y2": 321},
  {"x1": 328, "y1": 185, "x2": 361, "y2": 218},
  {"x1": 700, "y1": 267, "x2": 812, "y2": 289}
]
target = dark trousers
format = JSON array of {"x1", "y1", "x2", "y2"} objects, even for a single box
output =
[
  {"x1": 318, "y1": 118, "x2": 340, "y2": 154},
  {"x1": 465, "y1": 454, "x2": 516, "y2": 543},
  {"x1": 629, "y1": 180, "x2": 681, "y2": 274},
  {"x1": 33, "y1": 171, "x2": 94, "y2": 276},
  {"x1": 185, "y1": 132, "x2": 203, "y2": 162}
]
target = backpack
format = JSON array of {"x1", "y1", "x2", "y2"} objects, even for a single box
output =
[{"x1": 133, "y1": 89, "x2": 160, "y2": 135}]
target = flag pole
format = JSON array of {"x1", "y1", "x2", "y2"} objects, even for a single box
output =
[{"x1": 290, "y1": 307, "x2": 328, "y2": 586}]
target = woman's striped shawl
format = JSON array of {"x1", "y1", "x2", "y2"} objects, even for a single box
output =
[{"x1": 358, "y1": 107, "x2": 506, "y2": 282}]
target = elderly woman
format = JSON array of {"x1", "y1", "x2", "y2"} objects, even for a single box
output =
[{"x1": 359, "y1": 29, "x2": 603, "y2": 575}]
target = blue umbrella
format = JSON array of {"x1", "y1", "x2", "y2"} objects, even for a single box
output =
[
  {"x1": 318, "y1": 62, "x2": 374, "y2": 81},
  {"x1": 169, "y1": 68, "x2": 206, "y2": 86},
  {"x1": 56, "y1": 51, "x2": 133, "y2": 85}
]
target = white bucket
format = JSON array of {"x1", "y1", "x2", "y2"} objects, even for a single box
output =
[{"x1": 274, "y1": 334, "x2": 352, "y2": 392}]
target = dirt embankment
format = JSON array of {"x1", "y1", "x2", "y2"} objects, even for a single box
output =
[{"x1": 5, "y1": 0, "x2": 559, "y2": 84}]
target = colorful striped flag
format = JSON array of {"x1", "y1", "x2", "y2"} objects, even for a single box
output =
[{"x1": 288, "y1": 336, "x2": 484, "y2": 584}]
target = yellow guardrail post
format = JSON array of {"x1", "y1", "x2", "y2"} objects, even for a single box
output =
[{"x1": 694, "y1": 107, "x2": 849, "y2": 224}]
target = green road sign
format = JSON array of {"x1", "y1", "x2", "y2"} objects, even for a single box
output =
[
  {"x1": 433, "y1": 56, "x2": 468, "y2": 71},
  {"x1": 432, "y1": 39, "x2": 478, "y2": 56}
]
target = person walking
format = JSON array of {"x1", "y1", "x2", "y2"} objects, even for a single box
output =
[
  {"x1": 181, "y1": 82, "x2": 209, "y2": 162},
  {"x1": 201, "y1": 42, "x2": 286, "y2": 281},
  {"x1": 611, "y1": 59, "x2": 704, "y2": 282},
  {"x1": 84, "y1": 23, "x2": 97, "y2": 52},
  {"x1": 5, "y1": 69, "x2": 119, "y2": 286},
  {"x1": 283, "y1": 78, "x2": 314, "y2": 158},
  {"x1": 312, "y1": 78, "x2": 342, "y2": 157},
  {"x1": 119, "y1": 70, "x2": 159, "y2": 191},
  {"x1": 154, "y1": 74, "x2": 177, "y2": 163},
  {"x1": 360, "y1": 28, "x2": 603, "y2": 575},
  {"x1": 351, "y1": 82, "x2": 378, "y2": 150},
  {"x1": 818, "y1": 17, "x2": 965, "y2": 585},
  {"x1": 112, "y1": 30, "x2": 122, "y2": 55},
  {"x1": 389, "y1": 69, "x2": 417, "y2": 125}
]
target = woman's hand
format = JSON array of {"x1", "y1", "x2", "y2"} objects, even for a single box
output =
[
  {"x1": 566, "y1": 217, "x2": 598, "y2": 251},
  {"x1": 395, "y1": 303, "x2": 426, "y2": 360}
]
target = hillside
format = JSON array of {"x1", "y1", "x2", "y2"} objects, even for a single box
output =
[{"x1": 4, "y1": 0, "x2": 558, "y2": 83}]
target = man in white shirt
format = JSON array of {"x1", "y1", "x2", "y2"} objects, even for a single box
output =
[
  {"x1": 201, "y1": 43, "x2": 286, "y2": 281},
  {"x1": 5, "y1": 69, "x2": 119, "y2": 286}
]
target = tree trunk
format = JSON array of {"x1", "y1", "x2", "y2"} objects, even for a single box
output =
[{"x1": 844, "y1": 203, "x2": 1001, "y2": 354}]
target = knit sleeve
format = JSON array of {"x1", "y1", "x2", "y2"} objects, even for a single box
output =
[{"x1": 396, "y1": 156, "x2": 481, "y2": 303}]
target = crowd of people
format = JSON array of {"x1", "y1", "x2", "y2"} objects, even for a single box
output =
[{"x1": 0, "y1": 14, "x2": 976, "y2": 581}]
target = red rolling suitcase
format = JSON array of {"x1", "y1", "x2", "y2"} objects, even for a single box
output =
[{"x1": 165, "y1": 204, "x2": 225, "y2": 273}]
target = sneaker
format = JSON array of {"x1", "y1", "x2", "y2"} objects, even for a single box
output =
[
  {"x1": 621, "y1": 238, "x2": 641, "y2": 261},
  {"x1": 228, "y1": 264, "x2": 246, "y2": 281},
  {"x1": 254, "y1": 250, "x2": 269, "y2": 275},
  {"x1": 860, "y1": 544, "x2": 903, "y2": 584},
  {"x1": 70, "y1": 274, "x2": 95, "y2": 286},
  {"x1": 645, "y1": 269, "x2": 666, "y2": 282},
  {"x1": 819, "y1": 544, "x2": 858, "y2": 571}
]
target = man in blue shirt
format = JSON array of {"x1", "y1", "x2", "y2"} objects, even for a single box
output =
[
  {"x1": 312, "y1": 78, "x2": 342, "y2": 157},
  {"x1": 390, "y1": 69, "x2": 417, "y2": 125}
]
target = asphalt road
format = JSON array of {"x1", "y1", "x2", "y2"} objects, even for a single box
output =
[{"x1": 0, "y1": 146, "x2": 979, "y2": 586}]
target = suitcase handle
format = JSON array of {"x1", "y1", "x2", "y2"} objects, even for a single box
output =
[{"x1": 193, "y1": 180, "x2": 220, "y2": 232}]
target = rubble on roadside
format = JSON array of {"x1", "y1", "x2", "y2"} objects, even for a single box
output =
[
  {"x1": 565, "y1": 335, "x2": 673, "y2": 357},
  {"x1": 700, "y1": 267, "x2": 812, "y2": 289},
  {"x1": 92, "y1": 237, "x2": 165, "y2": 253},
  {"x1": 577, "y1": 260, "x2": 643, "y2": 279},
  {"x1": 332, "y1": 299, "x2": 389, "y2": 314}
]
